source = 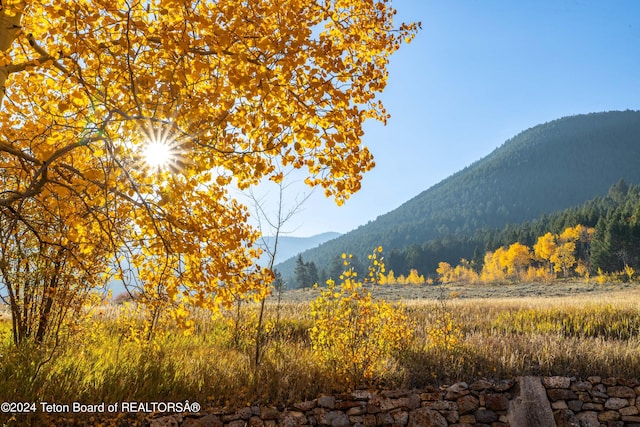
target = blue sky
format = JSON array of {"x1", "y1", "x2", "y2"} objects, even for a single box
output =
[{"x1": 247, "y1": 1, "x2": 640, "y2": 238}]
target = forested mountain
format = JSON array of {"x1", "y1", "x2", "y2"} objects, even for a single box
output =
[
  {"x1": 382, "y1": 179, "x2": 640, "y2": 279},
  {"x1": 276, "y1": 110, "x2": 640, "y2": 288}
]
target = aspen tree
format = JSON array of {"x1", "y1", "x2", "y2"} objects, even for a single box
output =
[{"x1": 0, "y1": 1, "x2": 418, "y2": 342}]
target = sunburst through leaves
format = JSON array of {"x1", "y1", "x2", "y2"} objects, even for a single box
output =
[{"x1": 139, "y1": 121, "x2": 186, "y2": 173}]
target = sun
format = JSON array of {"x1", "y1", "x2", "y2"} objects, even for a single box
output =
[
  {"x1": 137, "y1": 121, "x2": 185, "y2": 173},
  {"x1": 142, "y1": 139, "x2": 173, "y2": 169}
]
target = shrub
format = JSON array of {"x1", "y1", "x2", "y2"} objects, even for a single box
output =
[{"x1": 309, "y1": 248, "x2": 413, "y2": 387}]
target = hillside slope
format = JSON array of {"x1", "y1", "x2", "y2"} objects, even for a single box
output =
[
  {"x1": 256, "y1": 232, "x2": 341, "y2": 267},
  {"x1": 276, "y1": 110, "x2": 640, "y2": 286}
]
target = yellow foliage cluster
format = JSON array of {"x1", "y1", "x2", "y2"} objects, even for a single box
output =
[
  {"x1": 378, "y1": 268, "x2": 428, "y2": 285},
  {"x1": 309, "y1": 248, "x2": 413, "y2": 386},
  {"x1": 534, "y1": 225, "x2": 594, "y2": 278},
  {"x1": 481, "y1": 242, "x2": 532, "y2": 283},
  {"x1": 437, "y1": 225, "x2": 596, "y2": 285},
  {"x1": 594, "y1": 266, "x2": 636, "y2": 286},
  {"x1": 437, "y1": 259, "x2": 479, "y2": 284},
  {"x1": 426, "y1": 310, "x2": 462, "y2": 351}
]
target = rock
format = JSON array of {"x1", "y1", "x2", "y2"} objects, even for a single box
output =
[
  {"x1": 598, "y1": 410, "x2": 621, "y2": 422},
  {"x1": 318, "y1": 396, "x2": 336, "y2": 409},
  {"x1": 469, "y1": 379, "x2": 493, "y2": 391},
  {"x1": 571, "y1": 381, "x2": 593, "y2": 392},
  {"x1": 237, "y1": 407, "x2": 252, "y2": 420},
  {"x1": 149, "y1": 416, "x2": 179, "y2": 427},
  {"x1": 620, "y1": 405, "x2": 640, "y2": 416},
  {"x1": 608, "y1": 385, "x2": 636, "y2": 399},
  {"x1": 181, "y1": 415, "x2": 223, "y2": 427},
  {"x1": 508, "y1": 376, "x2": 556, "y2": 427},
  {"x1": 551, "y1": 400, "x2": 568, "y2": 410},
  {"x1": 458, "y1": 414, "x2": 476, "y2": 424},
  {"x1": 422, "y1": 400, "x2": 457, "y2": 411},
  {"x1": 391, "y1": 410, "x2": 409, "y2": 425},
  {"x1": 346, "y1": 405, "x2": 366, "y2": 416},
  {"x1": 407, "y1": 408, "x2": 448, "y2": 427},
  {"x1": 259, "y1": 407, "x2": 280, "y2": 420},
  {"x1": 554, "y1": 409, "x2": 580, "y2": 427},
  {"x1": 376, "y1": 411, "x2": 394, "y2": 426},
  {"x1": 587, "y1": 376, "x2": 601, "y2": 384},
  {"x1": 351, "y1": 390, "x2": 373, "y2": 400},
  {"x1": 618, "y1": 378, "x2": 639, "y2": 387},
  {"x1": 484, "y1": 394, "x2": 508, "y2": 411},
  {"x1": 492, "y1": 379, "x2": 515, "y2": 392},
  {"x1": 605, "y1": 397, "x2": 629, "y2": 409},
  {"x1": 420, "y1": 391, "x2": 444, "y2": 401},
  {"x1": 543, "y1": 376, "x2": 572, "y2": 389},
  {"x1": 362, "y1": 414, "x2": 377, "y2": 427},
  {"x1": 456, "y1": 395, "x2": 479, "y2": 414},
  {"x1": 319, "y1": 410, "x2": 350, "y2": 427},
  {"x1": 581, "y1": 403, "x2": 603, "y2": 411},
  {"x1": 474, "y1": 409, "x2": 497, "y2": 423},
  {"x1": 445, "y1": 382, "x2": 469, "y2": 399},
  {"x1": 576, "y1": 411, "x2": 600, "y2": 427},
  {"x1": 546, "y1": 388, "x2": 578, "y2": 401},
  {"x1": 292, "y1": 400, "x2": 316, "y2": 412},
  {"x1": 567, "y1": 400, "x2": 583, "y2": 412},
  {"x1": 248, "y1": 416, "x2": 265, "y2": 427}
]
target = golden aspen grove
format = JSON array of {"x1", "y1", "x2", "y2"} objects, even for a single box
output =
[
  {"x1": 433, "y1": 225, "x2": 599, "y2": 285},
  {"x1": 0, "y1": 1, "x2": 418, "y2": 345}
]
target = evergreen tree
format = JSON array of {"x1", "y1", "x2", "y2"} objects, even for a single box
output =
[
  {"x1": 329, "y1": 255, "x2": 346, "y2": 282},
  {"x1": 307, "y1": 261, "x2": 319, "y2": 287},
  {"x1": 294, "y1": 255, "x2": 308, "y2": 288}
]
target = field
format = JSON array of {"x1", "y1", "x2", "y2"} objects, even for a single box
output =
[
  {"x1": 2, "y1": 280, "x2": 640, "y2": 424},
  {"x1": 274, "y1": 279, "x2": 640, "y2": 302}
]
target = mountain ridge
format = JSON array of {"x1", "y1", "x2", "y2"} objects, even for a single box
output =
[{"x1": 256, "y1": 232, "x2": 341, "y2": 267}]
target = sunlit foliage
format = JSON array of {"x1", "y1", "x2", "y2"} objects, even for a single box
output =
[
  {"x1": 0, "y1": 1, "x2": 418, "y2": 343},
  {"x1": 436, "y1": 225, "x2": 597, "y2": 285},
  {"x1": 309, "y1": 248, "x2": 413, "y2": 386}
]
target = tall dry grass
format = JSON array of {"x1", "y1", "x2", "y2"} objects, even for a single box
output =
[{"x1": 1, "y1": 286, "x2": 640, "y2": 411}]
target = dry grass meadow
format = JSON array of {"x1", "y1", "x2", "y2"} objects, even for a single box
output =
[{"x1": 2, "y1": 280, "x2": 640, "y2": 424}]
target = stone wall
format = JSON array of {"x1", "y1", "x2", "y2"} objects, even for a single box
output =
[
  {"x1": 149, "y1": 376, "x2": 640, "y2": 427},
  {"x1": 546, "y1": 376, "x2": 640, "y2": 427}
]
